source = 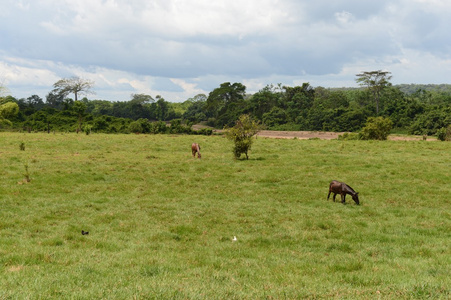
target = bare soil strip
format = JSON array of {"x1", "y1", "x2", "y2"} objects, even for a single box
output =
[
  {"x1": 256, "y1": 130, "x2": 434, "y2": 141},
  {"x1": 193, "y1": 125, "x2": 433, "y2": 141},
  {"x1": 209, "y1": 128, "x2": 433, "y2": 141}
]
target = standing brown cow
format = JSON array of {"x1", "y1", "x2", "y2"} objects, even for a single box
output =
[{"x1": 191, "y1": 143, "x2": 201, "y2": 159}]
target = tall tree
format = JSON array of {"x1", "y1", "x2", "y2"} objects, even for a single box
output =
[
  {"x1": 155, "y1": 95, "x2": 169, "y2": 121},
  {"x1": 27, "y1": 95, "x2": 45, "y2": 110},
  {"x1": 182, "y1": 94, "x2": 207, "y2": 123},
  {"x1": 356, "y1": 70, "x2": 392, "y2": 114},
  {"x1": 52, "y1": 77, "x2": 95, "y2": 101},
  {"x1": 249, "y1": 84, "x2": 282, "y2": 120},
  {"x1": 128, "y1": 93, "x2": 153, "y2": 120},
  {"x1": 281, "y1": 83, "x2": 315, "y2": 123},
  {"x1": 46, "y1": 91, "x2": 66, "y2": 109},
  {"x1": 206, "y1": 82, "x2": 246, "y2": 127}
]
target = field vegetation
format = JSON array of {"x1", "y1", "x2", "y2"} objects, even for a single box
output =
[{"x1": 0, "y1": 132, "x2": 450, "y2": 299}]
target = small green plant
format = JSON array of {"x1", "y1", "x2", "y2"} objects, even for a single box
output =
[
  {"x1": 224, "y1": 114, "x2": 262, "y2": 159},
  {"x1": 19, "y1": 141, "x2": 25, "y2": 151},
  {"x1": 23, "y1": 163, "x2": 31, "y2": 182},
  {"x1": 83, "y1": 124, "x2": 92, "y2": 135},
  {"x1": 359, "y1": 116, "x2": 393, "y2": 140},
  {"x1": 337, "y1": 132, "x2": 360, "y2": 140}
]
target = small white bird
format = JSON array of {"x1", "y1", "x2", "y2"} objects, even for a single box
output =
[{"x1": 232, "y1": 236, "x2": 237, "y2": 242}]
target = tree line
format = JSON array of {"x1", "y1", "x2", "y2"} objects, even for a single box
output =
[{"x1": 1, "y1": 74, "x2": 451, "y2": 136}]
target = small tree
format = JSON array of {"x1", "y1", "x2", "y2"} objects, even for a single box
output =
[
  {"x1": 224, "y1": 114, "x2": 261, "y2": 160},
  {"x1": 359, "y1": 116, "x2": 393, "y2": 140}
]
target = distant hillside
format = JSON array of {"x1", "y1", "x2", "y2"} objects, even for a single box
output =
[
  {"x1": 326, "y1": 84, "x2": 451, "y2": 94},
  {"x1": 395, "y1": 84, "x2": 451, "y2": 94}
]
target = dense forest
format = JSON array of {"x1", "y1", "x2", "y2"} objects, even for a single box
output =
[{"x1": 1, "y1": 81, "x2": 451, "y2": 136}]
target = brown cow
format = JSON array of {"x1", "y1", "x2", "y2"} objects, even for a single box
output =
[
  {"x1": 191, "y1": 143, "x2": 201, "y2": 159},
  {"x1": 327, "y1": 180, "x2": 360, "y2": 205}
]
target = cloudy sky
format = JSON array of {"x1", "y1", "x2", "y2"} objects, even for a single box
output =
[{"x1": 1, "y1": 0, "x2": 450, "y2": 102}]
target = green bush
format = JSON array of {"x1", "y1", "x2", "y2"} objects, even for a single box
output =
[
  {"x1": 150, "y1": 121, "x2": 167, "y2": 134},
  {"x1": 337, "y1": 132, "x2": 360, "y2": 140},
  {"x1": 359, "y1": 116, "x2": 393, "y2": 140},
  {"x1": 83, "y1": 124, "x2": 92, "y2": 135},
  {"x1": 194, "y1": 128, "x2": 213, "y2": 135},
  {"x1": 128, "y1": 120, "x2": 143, "y2": 133},
  {"x1": 437, "y1": 125, "x2": 451, "y2": 141},
  {"x1": 224, "y1": 114, "x2": 261, "y2": 160},
  {"x1": 409, "y1": 107, "x2": 451, "y2": 135},
  {"x1": 169, "y1": 119, "x2": 192, "y2": 134}
]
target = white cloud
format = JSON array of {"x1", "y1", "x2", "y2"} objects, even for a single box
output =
[
  {"x1": 335, "y1": 11, "x2": 354, "y2": 25},
  {"x1": 0, "y1": 0, "x2": 450, "y2": 101}
]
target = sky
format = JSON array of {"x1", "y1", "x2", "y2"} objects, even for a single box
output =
[{"x1": 1, "y1": 0, "x2": 451, "y2": 102}]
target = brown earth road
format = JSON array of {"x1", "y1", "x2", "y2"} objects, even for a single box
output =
[
  {"x1": 255, "y1": 130, "x2": 342, "y2": 140},
  {"x1": 209, "y1": 129, "x2": 434, "y2": 141},
  {"x1": 192, "y1": 125, "x2": 433, "y2": 141},
  {"x1": 256, "y1": 130, "x2": 435, "y2": 141}
]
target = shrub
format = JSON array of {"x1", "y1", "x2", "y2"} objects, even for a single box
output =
[
  {"x1": 359, "y1": 116, "x2": 393, "y2": 140},
  {"x1": 194, "y1": 128, "x2": 213, "y2": 135},
  {"x1": 169, "y1": 119, "x2": 192, "y2": 134},
  {"x1": 224, "y1": 114, "x2": 261, "y2": 160},
  {"x1": 128, "y1": 120, "x2": 143, "y2": 133},
  {"x1": 437, "y1": 125, "x2": 451, "y2": 141},
  {"x1": 83, "y1": 125, "x2": 92, "y2": 135},
  {"x1": 150, "y1": 121, "x2": 167, "y2": 134},
  {"x1": 0, "y1": 118, "x2": 13, "y2": 128},
  {"x1": 337, "y1": 132, "x2": 360, "y2": 140}
]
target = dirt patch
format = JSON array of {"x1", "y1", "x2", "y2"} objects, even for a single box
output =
[
  {"x1": 257, "y1": 131, "x2": 435, "y2": 141},
  {"x1": 256, "y1": 130, "x2": 342, "y2": 140},
  {"x1": 192, "y1": 125, "x2": 434, "y2": 141},
  {"x1": 257, "y1": 131, "x2": 434, "y2": 141}
]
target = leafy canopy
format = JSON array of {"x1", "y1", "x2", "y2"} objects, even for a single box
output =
[
  {"x1": 0, "y1": 101, "x2": 19, "y2": 127},
  {"x1": 53, "y1": 77, "x2": 95, "y2": 101},
  {"x1": 356, "y1": 70, "x2": 392, "y2": 114}
]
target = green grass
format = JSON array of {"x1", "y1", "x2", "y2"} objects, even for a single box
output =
[{"x1": 0, "y1": 132, "x2": 450, "y2": 299}]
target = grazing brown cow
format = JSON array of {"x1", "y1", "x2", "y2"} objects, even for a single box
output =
[
  {"x1": 327, "y1": 180, "x2": 360, "y2": 205},
  {"x1": 191, "y1": 143, "x2": 201, "y2": 159}
]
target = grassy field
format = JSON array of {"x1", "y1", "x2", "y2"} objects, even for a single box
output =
[{"x1": 0, "y1": 132, "x2": 450, "y2": 299}]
